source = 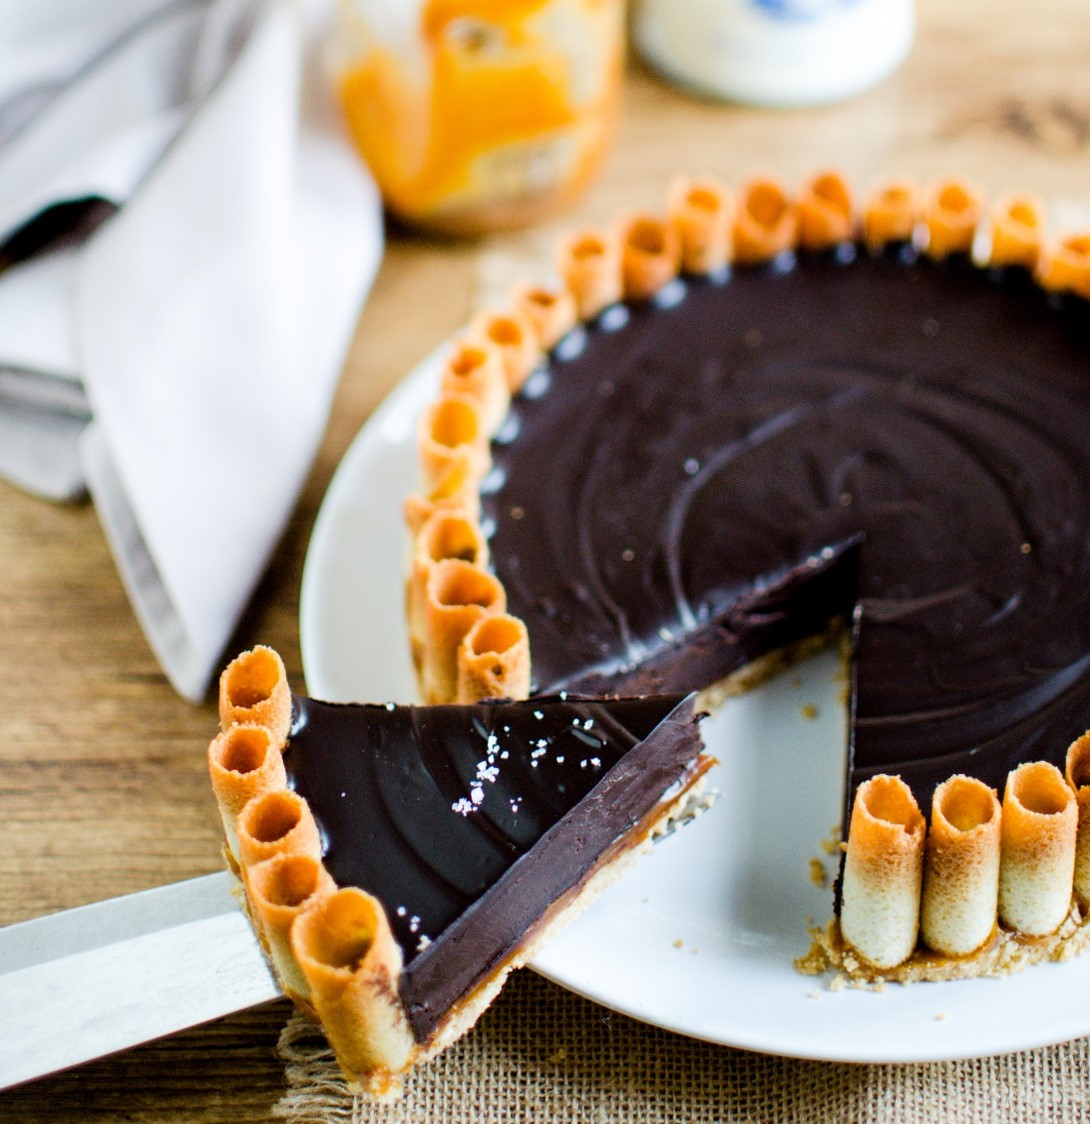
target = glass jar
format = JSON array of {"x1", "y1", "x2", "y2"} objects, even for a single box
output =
[
  {"x1": 632, "y1": 0, "x2": 914, "y2": 108},
  {"x1": 334, "y1": 0, "x2": 624, "y2": 235}
]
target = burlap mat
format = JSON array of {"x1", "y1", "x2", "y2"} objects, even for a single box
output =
[{"x1": 272, "y1": 970, "x2": 1090, "y2": 1123}]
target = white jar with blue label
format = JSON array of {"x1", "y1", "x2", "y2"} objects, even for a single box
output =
[{"x1": 632, "y1": 0, "x2": 915, "y2": 108}]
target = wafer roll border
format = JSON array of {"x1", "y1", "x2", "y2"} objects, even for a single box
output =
[
  {"x1": 798, "y1": 171, "x2": 855, "y2": 252},
  {"x1": 919, "y1": 774, "x2": 1001, "y2": 957},
  {"x1": 733, "y1": 176, "x2": 797, "y2": 264},
  {"x1": 421, "y1": 559, "x2": 506, "y2": 705},
  {"x1": 990, "y1": 192, "x2": 1047, "y2": 271},
  {"x1": 1066, "y1": 733, "x2": 1090, "y2": 901},
  {"x1": 208, "y1": 722, "x2": 287, "y2": 863},
  {"x1": 998, "y1": 761, "x2": 1077, "y2": 937},
  {"x1": 840, "y1": 775, "x2": 926, "y2": 969},
  {"x1": 209, "y1": 647, "x2": 416, "y2": 1095},
  {"x1": 470, "y1": 307, "x2": 542, "y2": 393},
  {"x1": 618, "y1": 212, "x2": 681, "y2": 301},
  {"x1": 667, "y1": 175, "x2": 733, "y2": 275},
  {"x1": 291, "y1": 888, "x2": 415, "y2": 1094},
  {"x1": 924, "y1": 177, "x2": 984, "y2": 260},
  {"x1": 247, "y1": 852, "x2": 336, "y2": 1007},
  {"x1": 456, "y1": 613, "x2": 531, "y2": 703},
  {"x1": 863, "y1": 178, "x2": 920, "y2": 250},
  {"x1": 835, "y1": 739, "x2": 1090, "y2": 970},
  {"x1": 408, "y1": 511, "x2": 490, "y2": 673}
]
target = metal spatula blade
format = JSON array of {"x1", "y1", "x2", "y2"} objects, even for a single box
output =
[{"x1": 0, "y1": 871, "x2": 281, "y2": 1091}]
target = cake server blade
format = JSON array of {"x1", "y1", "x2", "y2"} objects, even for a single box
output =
[{"x1": 0, "y1": 871, "x2": 281, "y2": 1091}]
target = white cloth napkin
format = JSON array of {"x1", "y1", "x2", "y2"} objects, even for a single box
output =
[{"x1": 0, "y1": 0, "x2": 383, "y2": 700}]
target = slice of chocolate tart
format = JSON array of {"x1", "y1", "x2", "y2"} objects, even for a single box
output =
[{"x1": 208, "y1": 646, "x2": 710, "y2": 1097}]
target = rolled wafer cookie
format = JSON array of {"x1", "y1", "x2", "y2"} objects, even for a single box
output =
[
  {"x1": 733, "y1": 177, "x2": 797, "y2": 264},
  {"x1": 219, "y1": 645, "x2": 292, "y2": 745},
  {"x1": 291, "y1": 887, "x2": 415, "y2": 1099},
  {"x1": 456, "y1": 613, "x2": 531, "y2": 703},
  {"x1": 1040, "y1": 232, "x2": 1090, "y2": 299},
  {"x1": 924, "y1": 177, "x2": 984, "y2": 260},
  {"x1": 618, "y1": 213, "x2": 680, "y2": 302},
  {"x1": 863, "y1": 179, "x2": 920, "y2": 250},
  {"x1": 1065, "y1": 733, "x2": 1090, "y2": 901},
  {"x1": 207, "y1": 723, "x2": 287, "y2": 862},
  {"x1": 438, "y1": 337, "x2": 510, "y2": 437},
  {"x1": 919, "y1": 775, "x2": 1001, "y2": 957},
  {"x1": 470, "y1": 307, "x2": 541, "y2": 393},
  {"x1": 403, "y1": 454, "x2": 482, "y2": 538},
  {"x1": 557, "y1": 228, "x2": 622, "y2": 319},
  {"x1": 667, "y1": 175, "x2": 733, "y2": 275},
  {"x1": 998, "y1": 761, "x2": 1077, "y2": 937},
  {"x1": 797, "y1": 170, "x2": 855, "y2": 251},
  {"x1": 988, "y1": 192, "x2": 1046, "y2": 271},
  {"x1": 237, "y1": 787, "x2": 323, "y2": 871},
  {"x1": 421, "y1": 558, "x2": 506, "y2": 704},
  {"x1": 246, "y1": 852, "x2": 336, "y2": 1008},
  {"x1": 418, "y1": 393, "x2": 491, "y2": 492},
  {"x1": 840, "y1": 775, "x2": 926, "y2": 969},
  {"x1": 508, "y1": 281, "x2": 577, "y2": 352},
  {"x1": 408, "y1": 511, "x2": 489, "y2": 671}
]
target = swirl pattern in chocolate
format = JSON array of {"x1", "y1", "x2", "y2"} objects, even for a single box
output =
[
  {"x1": 282, "y1": 691, "x2": 699, "y2": 1041},
  {"x1": 482, "y1": 245, "x2": 1090, "y2": 814}
]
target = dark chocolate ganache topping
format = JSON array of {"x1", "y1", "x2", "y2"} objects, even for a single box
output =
[
  {"x1": 282, "y1": 691, "x2": 699, "y2": 1041},
  {"x1": 482, "y1": 246, "x2": 1090, "y2": 816}
]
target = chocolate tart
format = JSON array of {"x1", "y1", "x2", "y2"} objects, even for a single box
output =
[
  {"x1": 487, "y1": 241, "x2": 1090, "y2": 815},
  {"x1": 405, "y1": 172, "x2": 1090, "y2": 982},
  {"x1": 208, "y1": 647, "x2": 708, "y2": 1096}
]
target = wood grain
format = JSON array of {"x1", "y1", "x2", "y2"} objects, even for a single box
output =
[{"x1": 1, "y1": 1, "x2": 1088, "y2": 1117}]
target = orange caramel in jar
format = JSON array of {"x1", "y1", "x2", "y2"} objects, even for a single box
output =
[{"x1": 334, "y1": 0, "x2": 624, "y2": 235}]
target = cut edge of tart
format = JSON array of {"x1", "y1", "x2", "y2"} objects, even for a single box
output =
[
  {"x1": 400, "y1": 167, "x2": 1090, "y2": 985},
  {"x1": 208, "y1": 645, "x2": 712, "y2": 1099}
]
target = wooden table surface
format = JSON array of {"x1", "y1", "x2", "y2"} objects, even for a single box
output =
[{"x1": 2, "y1": 1, "x2": 1088, "y2": 1119}]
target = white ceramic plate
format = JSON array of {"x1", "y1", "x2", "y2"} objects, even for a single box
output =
[{"x1": 299, "y1": 349, "x2": 1090, "y2": 1064}]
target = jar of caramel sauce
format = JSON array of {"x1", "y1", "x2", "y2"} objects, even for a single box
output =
[{"x1": 335, "y1": 0, "x2": 624, "y2": 236}]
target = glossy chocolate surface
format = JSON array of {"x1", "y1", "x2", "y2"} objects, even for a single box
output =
[
  {"x1": 283, "y1": 691, "x2": 699, "y2": 1041},
  {"x1": 483, "y1": 247, "x2": 1090, "y2": 816}
]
